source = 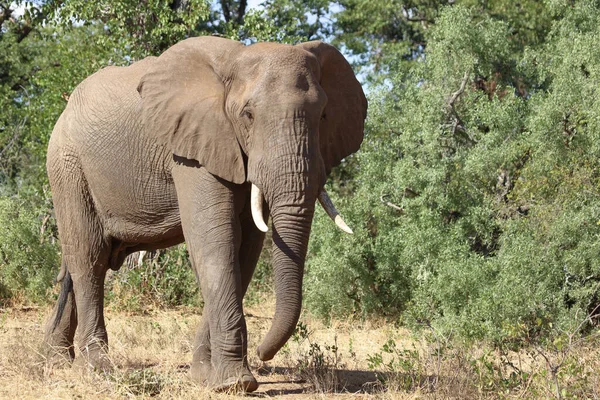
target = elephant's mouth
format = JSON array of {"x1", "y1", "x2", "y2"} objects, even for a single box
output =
[{"x1": 250, "y1": 183, "x2": 352, "y2": 234}]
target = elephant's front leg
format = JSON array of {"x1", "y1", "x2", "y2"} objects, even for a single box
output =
[
  {"x1": 189, "y1": 203, "x2": 266, "y2": 388},
  {"x1": 172, "y1": 163, "x2": 257, "y2": 392}
]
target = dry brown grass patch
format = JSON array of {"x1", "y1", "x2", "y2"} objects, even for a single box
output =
[{"x1": 1, "y1": 303, "x2": 599, "y2": 399}]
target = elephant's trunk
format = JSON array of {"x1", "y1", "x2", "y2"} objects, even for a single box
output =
[
  {"x1": 252, "y1": 113, "x2": 321, "y2": 361},
  {"x1": 256, "y1": 200, "x2": 315, "y2": 361}
]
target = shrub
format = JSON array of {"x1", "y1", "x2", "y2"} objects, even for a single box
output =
[
  {"x1": 0, "y1": 195, "x2": 59, "y2": 305},
  {"x1": 305, "y1": 3, "x2": 600, "y2": 346}
]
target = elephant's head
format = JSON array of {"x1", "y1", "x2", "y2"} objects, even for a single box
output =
[{"x1": 137, "y1": 36, "x2": 367, "y2": 361}]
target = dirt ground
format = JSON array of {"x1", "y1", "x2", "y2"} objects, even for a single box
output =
[
  {"x1": 3, "y1": 300, "x2": 598, "y2": 399},
  {"x1": 0, "y1": 300, "x2": 414, "y2": 399}
]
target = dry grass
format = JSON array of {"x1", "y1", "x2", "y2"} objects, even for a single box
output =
[
  {"x1": 1, "y1": 300, "x2": 599, "y2": 399},
  {"x1": 0, "y1": 300, "x2": 390, "y2": 399}
]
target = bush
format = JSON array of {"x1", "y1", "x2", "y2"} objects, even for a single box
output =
[
  {"x1": 305, "y1": 3, "x2": 600, "y2": 346},
  {"x1": 0, "y1": 195, "x2": 59, "y2": 305}
]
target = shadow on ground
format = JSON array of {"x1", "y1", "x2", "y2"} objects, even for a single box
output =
[{"x1": 252, "y1": 365, "x2": 382, "y2": 396}]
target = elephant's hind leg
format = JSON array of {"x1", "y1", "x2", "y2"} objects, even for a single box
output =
[
  {"x1": 46, "y1": 151, "x2": 112, "y2": 370},
  {"x1": 70, "y1": 264, "x2": 110, "y2": 370}
]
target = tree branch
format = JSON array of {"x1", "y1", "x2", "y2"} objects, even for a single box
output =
[
  {"x1": 0, "y1": 3, "x2": 13, "y2": 27},
  {"x1": 16, "y1": 22, "x2": 33, "y2": 42},
  {"x1": 400, "y1": 5, "x2": 433, "y2": 29},
  {"x1": 447, "y1": 70, "x2": 470, "y2": 110},
  {"x1": 236, "y1": 0, "x2": 247, "y2": 25},
  {"x1": 220, "y1": 0, "x2": 232, "y2": 22},
  {"x1": 1, "y1": 3, "x2": 46, "y2": 43},
  {"x1": 445, "y1": 71, "x2": 476, "y2": 145},
  {"x1": 380, "y1": 193, "x2": 404, "y2": 213}
]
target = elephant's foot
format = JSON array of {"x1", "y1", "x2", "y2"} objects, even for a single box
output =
[
  {"x1": 191, "y1": 360, "x2": 258, "y2": 393},
  {"x1": 210, "y1": 364, "x2": 258, "y2": 393},
  {"x1": 74, "y1": 340, "x2": 112, "y2": 373},
  {"x1": 190, "y1": 360, "x2": 211, "y2": 384},
  {"x1": 74, "y1": 351, "x2": 113, "y2": 373},
  {"x1": 211, "y1": 372, "x2": 258, "y2": 393},
  {"x1": 190, "y1": 336, "x2": 211, "y2": 384},
  {"x1": 42, "y1": 340, "x2": 75, "y2": 368}
]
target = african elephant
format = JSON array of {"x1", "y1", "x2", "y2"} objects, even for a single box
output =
[{"x1": 44, "y1": 36, "x2": 367, "y2": 392}]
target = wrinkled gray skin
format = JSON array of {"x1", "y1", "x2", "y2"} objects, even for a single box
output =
[{"x1": 44, "y1": 36, "x2": 366, "y2": 392}]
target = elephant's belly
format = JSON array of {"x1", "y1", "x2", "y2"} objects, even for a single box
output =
[
  {"x1": 103, "y1": 207, "x2": 183, "y2": 244},
  {"x1": 95, "y1": 184, "x2": 183, "y2": 244},
  {"x1": 83, "y1": 153, "x2": 183, "y2": 244},
  {"x1": 91, "y1": 166, "x2": 180, "y2": 239}
]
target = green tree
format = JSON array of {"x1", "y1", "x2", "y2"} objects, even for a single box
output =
[
  {"x1": 0, "y1": 194, "x2": 59, "y2": 304},
  {"x1": 330, "y1": 0, "x2": 552, "y2": 81},
  {"x1": 51, "y1": 0, "x2": 210, "y2": 57},
  {"x1": 306, "y1": 2, "x2": 600, "y2": 346}
]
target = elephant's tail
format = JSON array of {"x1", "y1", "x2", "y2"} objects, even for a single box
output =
[{"x1": 52, "y1": 270, "x2": 73, "y2": 332}]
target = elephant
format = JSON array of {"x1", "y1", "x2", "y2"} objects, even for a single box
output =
[{"x1": 44, "y1": 36, "x2": 367, "y2": 392}]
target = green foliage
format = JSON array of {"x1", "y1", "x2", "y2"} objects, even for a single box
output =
[
  {"x1": 306, "y1": 2, "x2": 600, "y2": 346},
  {"x1": 0, "y1": 196, "x2": 59, "y2": 305},
  {"x1": 366, "y1": 339, "x2": 425, "y2": 390},
  {"x1": 225, "y1": 7, "x2": 305, "y2": 43},
  {"x1": 52, "y1": 0, "x2": 211, "y2": 57},
  {"x1": 252, "y1": 0, "x2": 331, "y2": 41},
  {"x1": 1, "y1": 22, "x2": 120, "y2": 191},
  {"x1": 332, "y1": 0, "x2": 552, "y2": 82},
  {"x1": 216, "y1": 0, "x2": 330, "y2": 43}
]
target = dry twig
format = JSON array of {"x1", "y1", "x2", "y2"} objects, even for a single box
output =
[{"x1": 445, "y1": 71, "x2": 476, "y2": 145}]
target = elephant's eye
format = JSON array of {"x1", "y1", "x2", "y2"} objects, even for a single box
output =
[
  {"x1": 321, "y1": 112, "x2": 327, "y2": 121},
  {"x1": 243, "y1": 110, "x2": 254, "y2": 123}
]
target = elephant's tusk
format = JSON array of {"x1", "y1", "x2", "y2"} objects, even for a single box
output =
[
  {"x1": 318, "y1": 189, "x2": 353, "y2": 234},
  {"x1": 251, "y1": 184, "x2": 269, "y2": 232}
]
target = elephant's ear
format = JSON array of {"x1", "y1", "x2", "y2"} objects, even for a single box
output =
[
  {"x1": 297, "y1": 41, "x2": 367, "y2": 175},
  {"x1": 138, "y1": 37, "x2": 246, "y2": 184}
]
